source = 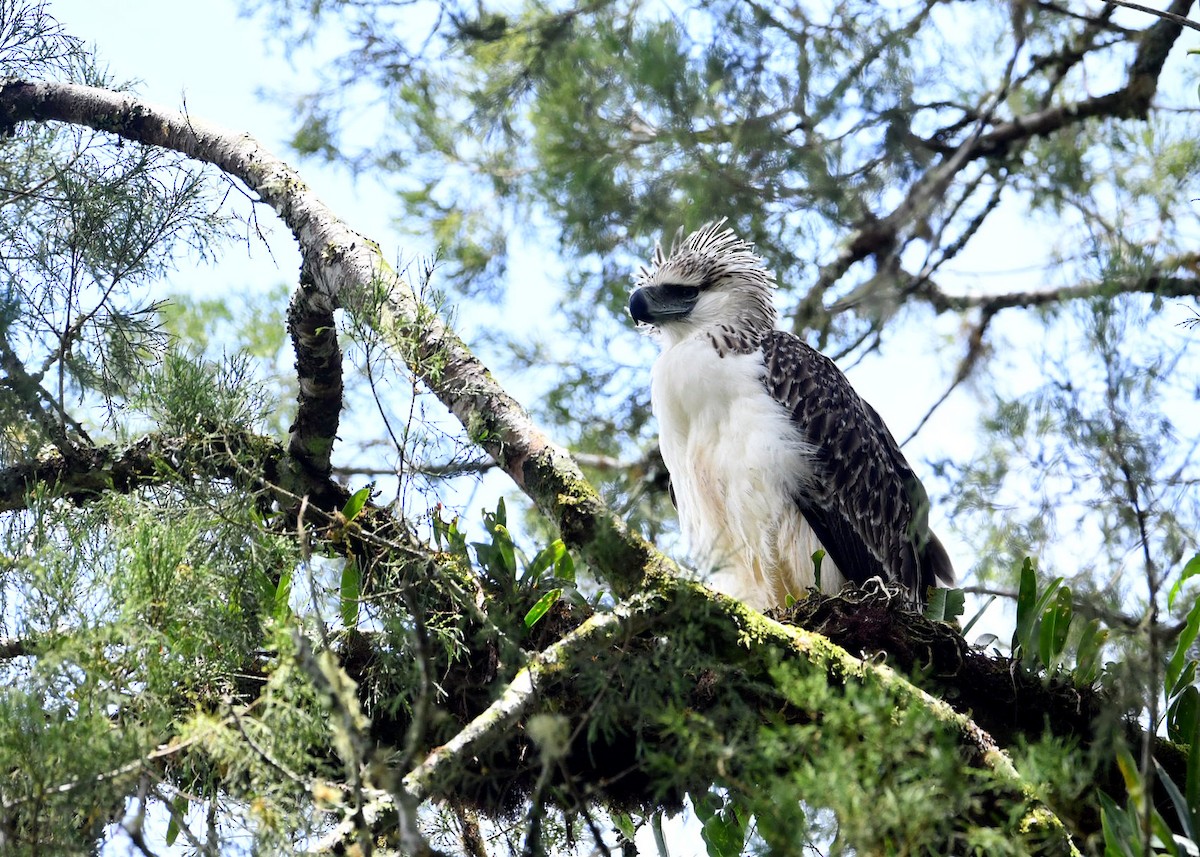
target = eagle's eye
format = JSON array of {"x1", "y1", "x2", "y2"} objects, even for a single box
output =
[{"x1": 659, "y1": 284, "x2": 701, "y2": 300}]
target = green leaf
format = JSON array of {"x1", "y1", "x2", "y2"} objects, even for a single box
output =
[
  {"x1": 339, "y1": 559, "x2": 361, "y2": 628},
  {"x1": 1099, "y1": 791, "x2": 1138, "y2": 857},
  {"x1": 1031, "y1": 576, "x2": 1066, "y2": 623},
  {"x1": 492, "y1": 524, "x2": 517, "y2": 576},
  {"x1": 1115, "y1": 745, "x2": 1142, "y2": 803},
  {"x1": 924, "y1": 588, "x2": 949, "y2": 621},
  {"x1": 526, "y1": 539, "x2": 569, "y2": 583},
  {"x1": 1014, "y1": 557, "x2": 1039, "y2": 653},
  {"x1": 693, "y1": 791, "x2": 746, "y2": 857},
  {"x1": 432, "y1": 507, "x2": 467, "y2": 553},
  {"x1": 1073, "y1": 618, "x2": 1107, "y2": 685},
  {"x1": 1168, "y1": 660, "x2": 1197, "y2": 702},
  {"x1": 1155, "y1": 760, "x2": 1197, "y2": 843},
  {"x1": 523, "y1": 588, "x2": 561, "y2": 628},
  {"x1": 274, "y1": 566, "x2": 294, "y2": 620},
  {"x1": 811, "y1": 549, "x2": 825, "y2": 590},
  {"x1": 1166, "y1": 597, "x2": 1200, "y2": 693},
  {"x1": 1038, "y1": 585, "x2": 1073, "y2": 668},
  {"x1": 165, "y1": 794, "x2": 190, "y2": 845},
  {"x1": 554, "y1": 545, "x2": 576, "y2": 583},
  {"x1": 1186, "y1": 689, "x2": 1200, "y2": 835},
  {"x1": 341, "y1": 486, "x2": 371, "y2": 523},
  {"x1": 613, "y1": 812, "x2": 637, "y2": 841},
  {"x1": 1167, "y1": 683, "x2": 1198, "y2": 746},
  {"x1": 1168, "y1": 553, "x2": 1200, "y2": 611},
  {"x1": 924, "y1": 587, "x2": 966, "y2": 622}
]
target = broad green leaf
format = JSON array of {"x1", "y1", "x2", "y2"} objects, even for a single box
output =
[
  {"x1": 492, "y1": 524, "x2": 516, "y2": 576},
  {"x1": 1098, "y1": 791, "x2": 1138, "y2": 857},
  {"x1": 523, "y1": 588, "x2": 561, "y2": 628},
  {"x1": 1166, "y1": 597, "x2": 1200, "y2": 693},
  {"x1": 924, "y1": 588, "x2": 949, "y2": 622},
  {"x1": 1038, "y1": 585, "x2": 1073, "y2": 668},
  {"x1": 165, "y1": 794, "x2": 190, "y2": 845},
  {"x1": 1169, "y1": 661, "x2": 1197, "y2": 702},
  {"x1": 1074, "y1": 618, "x2": 1108, "y2": 685},
  {"x1": 613, "y1": 812, "x2": 636, "y2": 841},
  {"x1": 1031, "y1": 576, "x2": 1066, "y2": 623},
  {"x1": 492, "y1": 497, "x2": 507, "y2": 527},
  {"x1": 341, "y1": 486, "x2": 371, "y2": 522},
  {"x1": 526, "y1": 539, "x2": 566, "y2": 582},
  {"x1": 274, "y1": 566, "x2": 294, "y2": 619},
  {"x1": 1014, "y1": 557, "x2": 1038, "y2": 653},
  {"x1": 1167, "y1": 685, "x2": 1198, "y2": 747},
  {"x1": 925, "y1": 587, "x2": 966, "y2": 622},
  {"x1": 694, "y1": 791, "x2": 746, "y2": 857},
  {"x1": 1168, "y1": 553, "x2": 1200, "y2": 611},
  {"x1": 554, "y1": 545, "x2": 576, "y2": 583},
  {"x1": 811, "y1": 550, "x2": 825, "y2": 590},
  {"x1": 1155, "y1": 760, "x2": 1197, "y2": 843},
  {"x1": 1115, "y1": 745, "x2": 1142, "y2": 803},
  {"x1": 339, "y1": 559, "x2": 361, "y2": 628}
]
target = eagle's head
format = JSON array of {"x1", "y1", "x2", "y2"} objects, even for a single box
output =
[{"x1": 629, "y1": 219, "x2": 777, "y2": 348}]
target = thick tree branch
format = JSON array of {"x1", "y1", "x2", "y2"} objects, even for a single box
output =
[
  {"x1": 0, "y1": 429, "x2": 333, "y2": 514},
  {"x1": 377, "y1": 582, "x2": 1083, "y2": 855},
  {"x1": 286, "y1": 262, "x2": 343, "y2": 480}
]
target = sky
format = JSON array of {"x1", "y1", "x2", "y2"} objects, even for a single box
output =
[{"x1": 53, "y1": 0, "x2": 410, "y2": 289}]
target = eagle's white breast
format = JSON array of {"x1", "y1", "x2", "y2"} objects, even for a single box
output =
[{"x1": 651, "y1": 333, "x2": 847, "y2": 608}]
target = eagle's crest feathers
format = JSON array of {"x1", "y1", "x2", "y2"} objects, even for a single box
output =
[{"x1": 634, "y1": 219, "x2": 777, "y2": 350}]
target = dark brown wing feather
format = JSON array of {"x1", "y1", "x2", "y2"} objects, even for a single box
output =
[{"x1": 760, "y1": 330, "x2": 954, "y2": 603}]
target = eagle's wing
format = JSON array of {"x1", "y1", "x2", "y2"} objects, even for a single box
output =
[{"x1": 760, "y1": 330, "x2": 955, "y2": 600}]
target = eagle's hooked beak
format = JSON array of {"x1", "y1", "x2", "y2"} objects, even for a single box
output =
[{"x1": 628, "y1": 285, "x2": 701, "y2": 325}]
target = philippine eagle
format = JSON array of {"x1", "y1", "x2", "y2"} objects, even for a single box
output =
[{"x1": 629, "y1": 220, "x2": 955, "y2": 609}]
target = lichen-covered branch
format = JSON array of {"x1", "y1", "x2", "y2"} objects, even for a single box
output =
[
  {"x1": 370, "y1": 582, "x2": 1083, "y2": 855},
  {"x1": 286, "y1": 262, "x2": 343, "y2": 481},
  {"x1": 401, "y1": 598, "x2": 658, "y2": 802},
  {"x1": 0, "y1": 427, "x2": 349, "y2": 518}
]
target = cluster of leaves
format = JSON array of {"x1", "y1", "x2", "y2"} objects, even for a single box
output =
[
  {"x1": 1099, "y1": 558, "x2": 1200, "y2": 857},
  {"x1": 1000, "y1": 555, "x2": 1200, "y2": 857}
]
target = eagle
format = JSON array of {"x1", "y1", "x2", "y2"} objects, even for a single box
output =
[{"x1": 629, "y1": 220, "x2": 955, "y2": 609}]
